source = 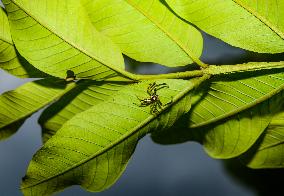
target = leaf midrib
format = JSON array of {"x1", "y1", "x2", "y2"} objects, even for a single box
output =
[
  {"x1": 232, "y1": 0, "x2": 284, "y2": 39},
  {"x1": 0, "y1": 36, "x2": 13, "y2": 45},
  {"x1": 260, "y1": 141, "x2": 284, "y2": 151},
  {"x1": 21, "y1": 80, "x2": 195, "y2": 189},
  {"x1": 125, "y1": 0, "x2": 205, "y2": 66},
  {"x1": 9, "y1": 0, "x2": 128, "y2": 77},
  {"x1": 190, "y1": 83, "x2": 284, "y2": 128}
]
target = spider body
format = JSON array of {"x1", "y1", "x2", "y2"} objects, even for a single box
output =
[{"x1": 137, "y1": 82, "x2": 169, "y2": 114}]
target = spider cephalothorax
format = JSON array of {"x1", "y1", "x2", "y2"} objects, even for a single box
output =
[{"x1": 137, "y1": 82, "x2": 169, "y2": 114}]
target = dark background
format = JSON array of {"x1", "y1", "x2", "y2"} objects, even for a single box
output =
[{"x1": 1, "y1": 1, "x2": 284, "y2": 195}]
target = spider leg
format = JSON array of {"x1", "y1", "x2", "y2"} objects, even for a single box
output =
[
  {"x1": 155, "y1": 84, "x2": 169, "y2": 91},
  {"x1": 134, "y1": 95, "x2": 144, "y2": 106},
  {"x1": 156, "y1": 83, "x2": 168, "y2": 87},
  {"x1": 147, "y1": 82, "x2": 156, "y2": 95},
  {"x1": 153, "y1": 103, "x2": 160, "y2": 114},
  {"x1": 138, "y1": 103, "x2": 149, "y2": 107},
  {"x1": 152, "y1": 88, "x2": 157, "y2": 96},
  {"x1": 134, "y1": 96, "x2": 151, "y2": 107},
  {"x1": 148, "y1": 82, "x2": 156, "y2": 89},
  {"x1": 150, "y1": 104, "x2": 154, "y2": 114},
  {"x1": 136, "y1": 95, "x2": 146, "y2": 101},
  {"x1": 157, "y1": 100, "x2": 163, "y2": 109},
  {"x1": 140, "y1": 101, "x2": 152, "y2": 107}
]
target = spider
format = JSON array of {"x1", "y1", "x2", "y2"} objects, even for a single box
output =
[{"x1": 136, "y1": 82, "x2": 169, "y2": 114}]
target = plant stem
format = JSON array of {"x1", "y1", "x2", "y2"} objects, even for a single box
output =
[
  {"x1": 205, "y1": 61, "x2": 284, "y2": 75},
  {"x1": 114, "y1": 61, "x2": 284, "y2": 81},
  {"x1": 131, "y1": 70, "x2": 204, "y2": 81}
]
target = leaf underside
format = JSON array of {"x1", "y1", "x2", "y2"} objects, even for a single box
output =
[
  {"x1": 83, "y1": 0, "x2": 203, "y2": 67},
  {"x1": 152, "y1": 72, "x2": 284, "y2": 159},
  {"x1": 241, "y1": 105, "x2": 284, "y2": 168},
  {"x1": 22, "y1": 79, "x2": 193, "y2": 196},
  {"x1": 189, "y1": 72, "x2": 284, "y2": 128},
  {"x1": 3, "y1": 0, "x2": 125, "y2": 79},
  {"x1": 0, "y1": 79, "x2": 76, "y2": 140},
  {"x1": 166, "y1": 0, "x2": 284, "y2": 53},
  {"x1": 0, "y1": 7, "x2": 45, "y2": 78},
  {"x1": 198, "y1": 92, "x2": 284, "y2": 159},
  {"x1": 0, "y1": 1, "x2": 283, "y2": 195},
  {"x1": 39, "y1": 81, "x2": 128, "y2": 143}
]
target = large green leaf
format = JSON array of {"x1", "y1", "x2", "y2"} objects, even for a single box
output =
[
  {"x1": 166, "y1": 0, "x2": 284, "y2": 53},
  {"x1": 21, "y1": 79, "x2": 195, "y2": 195},
  {"x1": 3, "y1": 0, "x2": 126, "y2": 80},
  {"x1": 0, "y1": 79, "x2": 76, "y2": 140},
  {"x1": 152, "y1": 91, "x2": 283, "y2": 158},
  {"x1": 39, "y1": 81, "x2": 128, "y2": 143},
  {"x1": 152, "y1": 71, "x2": 284, "y2": 158},
  {"x1": 195, "y1": 92, "x2": 283, "y2": 159},
  {"x1": 189, "y1": 72, "x2": 284, "y2": 128},
  {"x1": 241, "y1": 105, "x2": 284, "y2": 168},
  {"x1": 0, "y1": 7, "x2": 44, "y2": 78},
  {"x1": 83, "y1": 0, "x2": 204, "y2": 67}
]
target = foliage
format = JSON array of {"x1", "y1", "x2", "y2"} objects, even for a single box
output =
[{"x1": 0, "y1": 0, "x2": 283, "y2": 195}]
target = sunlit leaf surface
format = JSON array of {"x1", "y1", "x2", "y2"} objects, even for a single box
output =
[
  {"x1": 0, "y1": 7, "x2": 44, "y2": 77},
  {"x1": 241, "y1": 105, "x2": 284, "y2": 168},
  {"x1": 189, "y1": 72, "x2": 284, "y2": 128},
  {"x1": 39, "y1": 81, "x2": 128, "y2": 143},
  {"x1": 166, "y1": 0, "x2": 284, "y2": 53},
  {"x1": 0, "y1": 79, "x2": 76, "y2": 140},
  {"x1": 21, "y1": 79, "x2": 193, "y2": 195},
  {"x1": 3, "y1": 0, "x2": 125, "y2": 79},
  {"x1": 152, "y1": 72, "x2": 284, "y2": 158},
  {"x1": 83, "y1": 0, "x2": 203, "y2": 67},
  {"x1": 196, "y1": 92, "x2": 283, "y2": 159}
]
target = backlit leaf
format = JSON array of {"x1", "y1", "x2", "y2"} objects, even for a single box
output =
[
  {"x1": 166, "y1": 0, "x2": 284, "y2": 53},
  {"x1": 39, "y1": 81, "x2": 128, "y2": 143},
  {"x1": 241, "y1": 104, "x2": 284, "y2": 168},
  {"x1": 21, "y1": 79, "x2": 194, "y2": 195},
  {"x1": 189, "y1": 72, "x2": 284, "y2": 128},
  {"x1": 0, "y1": 7, "x2": 45, "y2": 78},
  {"x1": 3, "y1": 0, "x2": 126, "y2": 80},
  {"x1": 83, "y1": 0, "x2": 204, "y2": 67},
  {"x1": 0, "y1": 79, "x2": 76, "y2": 140}
]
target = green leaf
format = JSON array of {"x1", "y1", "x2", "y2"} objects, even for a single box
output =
[
  {"x1": 153, "y1": 91, "x2": 284, "y2": 159},
  {"x1": 3, "y1": 0, "x2": 126, "y2": 80},
  {"x1": 196, "y1": 93, "x2": 283, "y2": 159},
  {"x1": 189, "y1": 72, "x2": 284, "y2": 128},
  {"x1": 83, "y1": 0, "x2": 204, "y2": 67},
  {"x1": 165, "y1": 0, "x2": 284, "y2": 53},
  {"x1": 0, "y1": 8, "x2": 12, "y2": 44},
  {"x1": 240, "y1": 104, "x2": 284, "y2": 168},
  {"x1": 0, "y1": 7, "x2": 45, "y2": 78},
  {"x1": 21, "y1": 79, "x2": 194, "y2": 195},
  {"x1": 39, "y1": 81, "x2": 128, "y2": 143},
  {"x1": 0, "y1": 79, "x2": 76, "y2": 140},
  {"x1": 152, "y1": 72, "x2": 284, "y2": 158}
]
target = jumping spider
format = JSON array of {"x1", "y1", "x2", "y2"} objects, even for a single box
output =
[{"x1": 136, "y1": 82, "x2": 170, "y2": 114}]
